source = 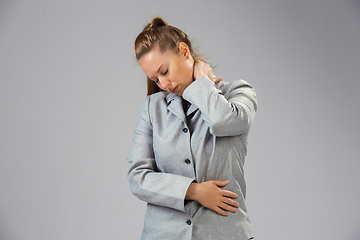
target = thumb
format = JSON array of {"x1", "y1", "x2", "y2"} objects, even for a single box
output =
[{"x1": 212, "y1": 180, "x2": 230, "y2": 187}]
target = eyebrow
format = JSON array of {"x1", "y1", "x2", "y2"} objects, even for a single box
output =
[
  {"x1": 149, "y1": 64, "x2": 163, "y2": 80},
  {"x1": 156, "y1": 64, "x2": 163, "y2": 74}
]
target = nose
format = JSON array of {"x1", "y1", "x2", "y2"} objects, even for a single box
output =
[{"x1": 158, "y1": 77, "x2": 171, "y2": 90}]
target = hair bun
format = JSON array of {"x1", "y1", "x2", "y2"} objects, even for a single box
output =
[{"x1": 150, "y1": 17, "x2": 167, "y2": 28}]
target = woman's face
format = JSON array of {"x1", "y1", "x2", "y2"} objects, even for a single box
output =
[{"x1": 139, "y1": 43, "x2": 194, "y2": 96}]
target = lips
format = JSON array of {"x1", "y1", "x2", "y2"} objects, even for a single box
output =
[{"x1": 171, "y1": 86, "x2": 178, "y2": 94}]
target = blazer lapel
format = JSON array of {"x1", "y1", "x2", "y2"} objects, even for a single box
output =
[
  {"x1": 186, "y1": 104, "x2": 198, "y2": 116},
  {"x1": 166, "y1": 93, "x2": 186, "y2": 123}
]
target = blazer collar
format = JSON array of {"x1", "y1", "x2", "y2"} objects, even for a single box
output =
[
  {"x1": 165, "y1": 93, "x2": 198, "y2": 122},
  {"x1": 165, "y1": 92, "x2": 177, "y2": 104}
]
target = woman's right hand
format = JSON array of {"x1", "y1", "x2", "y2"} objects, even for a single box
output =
[
  {"x1": 185, "y1": 180, "x2": 239, "y2": 216},
  {"x1": 193, "y1": 59, "x2": 222, "y2": 83}
]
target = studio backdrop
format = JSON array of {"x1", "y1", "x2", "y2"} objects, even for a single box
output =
[{"x1": 0, "y1": 0, "x2": 359, "y2": 239}]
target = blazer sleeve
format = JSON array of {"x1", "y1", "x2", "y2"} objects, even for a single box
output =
[
  {"x1": 182, "y1": 76, "x2": 257, "y2": 137},
  {"x1": 126, "y1": 96, "x2": 195, "y2": 212}
]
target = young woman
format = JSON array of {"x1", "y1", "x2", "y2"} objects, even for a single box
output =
[{"x1": 127, "y1": 17, "x2": 257, "y2": 240}]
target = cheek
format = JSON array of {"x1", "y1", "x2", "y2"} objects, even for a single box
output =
[
  {"x1": 171, "y1": 59, "x2": 193, "y2": 82},
  {"x1": 184, "y1": 62, "x2": 194, "y2": 80},
  {"x1": 181, "y1": 61, "x2": 193, "y2": 76}
]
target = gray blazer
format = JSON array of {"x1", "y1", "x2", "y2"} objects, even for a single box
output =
[{"x1": 127, "y1": 76, "x2": 257, "y2": 240}]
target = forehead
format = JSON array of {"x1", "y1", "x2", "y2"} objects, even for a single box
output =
[
  {"x1": 139, "y1": 47, "x2": 175, "y2": 76},
  {"x1": 139, "y1": 48, "x2": 163, "y2": 69}
]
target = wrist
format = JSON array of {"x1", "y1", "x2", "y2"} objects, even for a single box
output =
[
  {"x1": 194, "y1": 73, "x2": 205, "y2": 80},
  {"x1": 185, "y1": 182, "x2": 199, "y2": 201}
]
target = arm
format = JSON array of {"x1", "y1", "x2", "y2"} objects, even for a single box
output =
[
  {"x1": 183, "y1": 61, "x2": 257, "y2": 137},
  {"x1": 127, "y1": 96, "x2": 195, "y2": 212}
]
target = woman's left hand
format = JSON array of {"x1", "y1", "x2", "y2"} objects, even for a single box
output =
[
  {"x1": 185, "y1": 180, "x2": 239, "y2": 216},
  {"x1": 193, "y1": 59, "x2": 222, "y2": 83}
]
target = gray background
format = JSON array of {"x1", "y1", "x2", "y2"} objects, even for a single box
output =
[{"x1": 1, "y1": 0, "x2": 359, "y2": 239}]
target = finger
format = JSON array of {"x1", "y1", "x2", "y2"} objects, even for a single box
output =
[
  {"x1": 212, "y1": 77, "x2": 222, "y2": 83},
  {"x1": 219, "y1": 202, "x2": 237, "y2": 213},
  {"x1": 215, "y1": 207, "x2": 229, "y2": 216},
  {"x1": 222, "y1": 197, "x2": 240, "y2": 208},
  {"x1": 222, "y1": 190, "x2": 238, "y2": 199}
]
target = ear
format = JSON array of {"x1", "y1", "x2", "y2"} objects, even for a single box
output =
[{"x1": 178, "y1": 42, "x2": 190, "y2": 58}]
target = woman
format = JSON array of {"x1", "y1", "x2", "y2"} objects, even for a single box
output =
[{"x1": 127, "y1": 17, "x2": 257, "y2": 240}]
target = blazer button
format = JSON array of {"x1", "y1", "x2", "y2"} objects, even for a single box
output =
[
  {"x1": 186, "y1": 219, "x2": 192, "y2": 225},
  {"x1": 183, "y1": 128, "x2": 188, "y2": 133},
  {"x1": 185, "y1": 159, "x2": 191, "y2": 164}
]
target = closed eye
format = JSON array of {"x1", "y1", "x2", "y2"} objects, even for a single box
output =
[
  {"x1": 161, "y1": 70, "x2": 168, "y2": 75},
  {"x1": 149, "y1": 77, "x2": 159, "y2": 83}
]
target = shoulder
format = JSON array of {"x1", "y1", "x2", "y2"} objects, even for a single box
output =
[
  {"x1": 218, "y1": 79, "x2": 254, "y2": 90},
  {"x1": 147, "y1": 91, "x2": 169, "y2": 104},
  {"x1": 141, "y1": 91, "x2": 170, "y2": 111},
  {"x1": 218, "y1": 79, "x2": 256, "y2": 95}
]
